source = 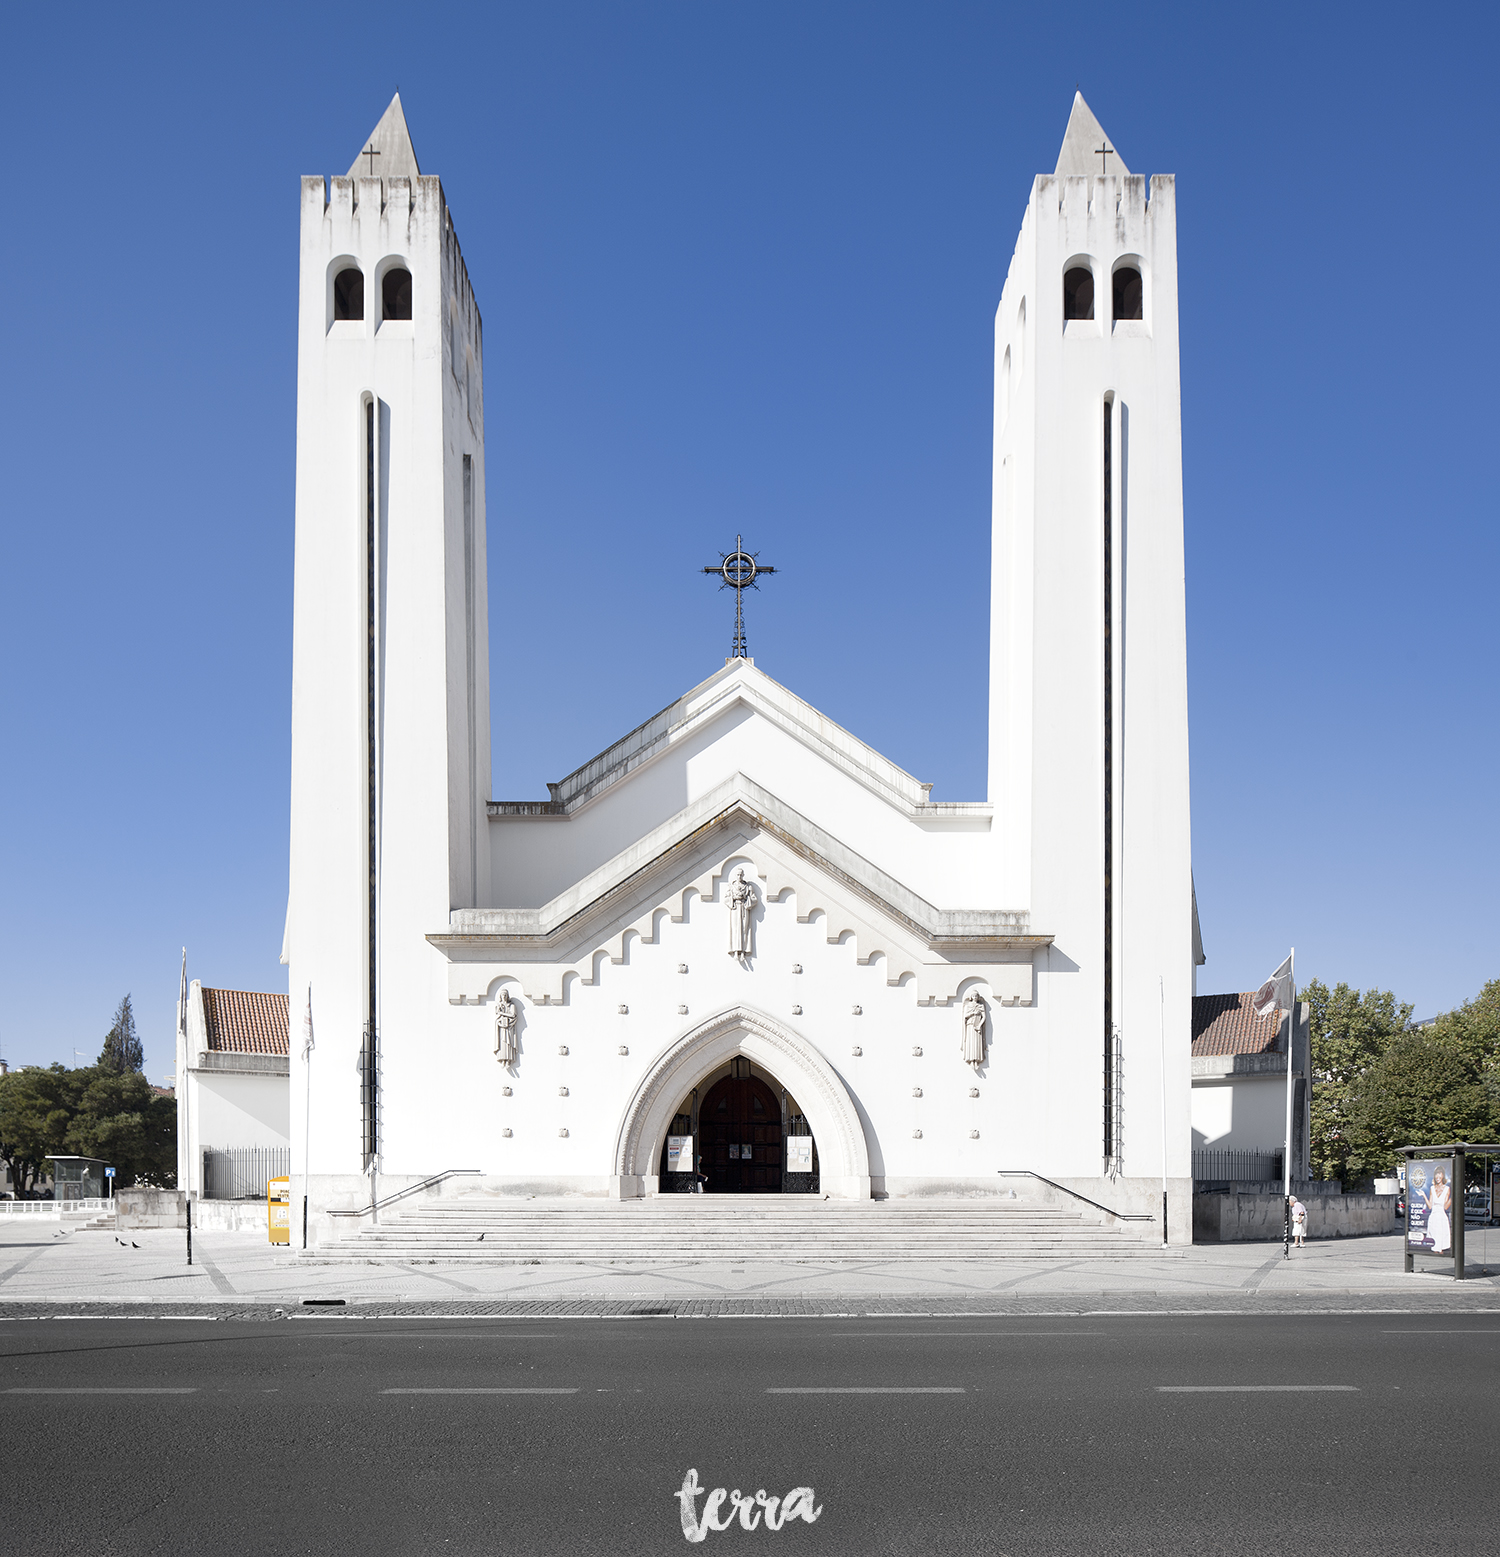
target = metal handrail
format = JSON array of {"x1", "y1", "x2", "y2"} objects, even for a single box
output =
[
  {"x1": 998, "y1": 1170, "x2": 1155, "y2": 1221},
  {"x1": 326, "y1": 1169, "x2": 481, "y2": 1217}
]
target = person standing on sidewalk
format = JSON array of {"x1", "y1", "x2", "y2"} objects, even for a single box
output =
[{"x1": 1291, "y1": 1196, "x2": 1307, "y2": 1248}]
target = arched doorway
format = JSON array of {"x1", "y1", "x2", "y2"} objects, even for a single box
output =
[
  {"x1": 611, "y1": 1004, "x2": 871, "y2": 1200},
  {"x1": 699, "y1": 1071, "x2": 781, "y2": 1193}
]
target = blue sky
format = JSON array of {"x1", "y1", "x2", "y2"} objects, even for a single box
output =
[{"x1": 1, "y1": 2, "x2": 1495, "y2": 1082}]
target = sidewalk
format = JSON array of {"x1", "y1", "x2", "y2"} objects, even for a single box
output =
[{"x1": 3, "y1": 1218, "x2": 1499, "y2": 1315}]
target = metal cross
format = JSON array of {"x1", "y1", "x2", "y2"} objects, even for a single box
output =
[
  {"x1": 1095, "y1": 142, "x2": 1114, "y2": 174},
  {"x1": 702, "y1": 535, "x2": 777, "y2": 660},
  {"x1": 361, "y1": 143, "x2": 381, "y2": 175}
]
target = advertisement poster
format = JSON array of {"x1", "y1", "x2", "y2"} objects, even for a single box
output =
[
  {"x1": 666, "y1": 1135, "x2": 692, "y2": 1173},
  {"x1": 786, "y1": 1136, "x2": 813, "y2": 1173},
  {"x1": 1406, "y1": 1158, "x2": 1455, "y2": 1253}
]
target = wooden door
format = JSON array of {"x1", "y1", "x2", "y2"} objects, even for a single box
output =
[{"x1": 699, "y1": 1075, "x2": 782, "y2": 1193}]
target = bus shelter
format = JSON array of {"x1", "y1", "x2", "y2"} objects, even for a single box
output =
[
  {"x1": 1400, "y1": 1143, "x2": 1500, "y2": 1281},
  {"x1": 45, "y1": 1156, "x2": 108, "y2": 1202}
]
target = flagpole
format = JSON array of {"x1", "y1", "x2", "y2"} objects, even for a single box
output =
[
  {"x1": 302, "y1": 985, "x2": 313, "y2": 1250},
  {"x1": 177, "y1": 949, "x2": 189, "y2": 1200},
  {"x1": 1159, "y1": 975, "x2": 1168, "y2": 1246},
  {"x1": 179, "y1": 949, "x2": 191, "y2": 1264},
  {"x1": 1283, "y1": 946, "x2": 1295, "y2": 1260}
]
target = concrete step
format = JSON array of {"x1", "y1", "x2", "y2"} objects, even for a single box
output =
[{"x1": 305, "y1": 1193, "x2": 1163, "y2": 1262}]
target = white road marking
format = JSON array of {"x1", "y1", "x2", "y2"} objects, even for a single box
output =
[
  {"x1": 1382, "y1": 1329, "x2": 1500, "y2": 1334},
  {"x1": 303, "y1": 1332, "x2": 560, "y2": 1340},
  {"x1": 381, "y1": 1387, "x2": 579, "y2": 1395},
  {"x1": 826, "y1": 1330, "x2": 1106, "y2": 1338},
  {"x1": 1156, "y1": 1385, "x2": 1358, "y2": 1393},
  {"x1": 767, "y1": 1387, "x2": 966, "y2": 1394},
  {"x1": 4, "y1": 1388, "x2": 198, "y2": 1394}
]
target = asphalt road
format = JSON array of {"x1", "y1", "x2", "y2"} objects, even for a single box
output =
[{"x1": 1, "y1": 1314, "x2": 1496, "y2": 1556}]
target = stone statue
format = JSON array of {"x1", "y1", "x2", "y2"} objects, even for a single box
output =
[
  {"x1": 726, "y1": 868, "x2": 758, "y2": 961},
  {"x1": 494, "y1": 988, "x2": 517, "y2": 1065},
  {"x1": 961, "y1": 990, "x2": 987, "y2": 1069}
]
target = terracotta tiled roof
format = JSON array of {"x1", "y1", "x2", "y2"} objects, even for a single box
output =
[
  {"x1": 1191, "y1": 992, "x2": 1283, "y2": 1057},
  {"x1": 201, "y1": 988, "x2": 290, "y2": 1056}
]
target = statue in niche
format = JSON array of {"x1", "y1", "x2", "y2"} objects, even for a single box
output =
[
  {"x1": 961, "y1": 989, "x2": 987, "y2": 1069},
  {"x1": 494, "y1": 988, "x2": 518, "y2": 1065},
  {"x1": 726, "y1": 868, "x2": 758, "y2": 962}
]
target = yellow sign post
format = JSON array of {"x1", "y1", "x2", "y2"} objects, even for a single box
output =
[{"x1": 267, "y1": 1175, "x2": 291, "y2": 1246}]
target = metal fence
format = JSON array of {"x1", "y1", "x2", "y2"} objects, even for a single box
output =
[
  {"x1": 0, "y1": 1197, "x2": 114, "y2": 1216},
  {"x1": 1192, "y1": 1149, "x2": 1282, "y2": 1186},
  {"x1": 202, "y1": 1147, "x2": 290, "y2": 1201}
]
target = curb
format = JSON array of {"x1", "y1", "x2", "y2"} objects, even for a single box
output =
[{"x1": 4, "y1": 1293, "x2": 1500, "y2": 1321}]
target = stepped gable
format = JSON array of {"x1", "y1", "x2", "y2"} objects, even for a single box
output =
[
  {"x1": 1191, "y1": 992, "x2": 1281, "y2": 1057},
  {"x1": 201, "y1": 988, "x2": 290, "y2": 1056}
]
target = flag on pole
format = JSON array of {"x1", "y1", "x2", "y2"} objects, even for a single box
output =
[
  {"x1": 178, "y1": 949, "x2": 188, "y2": 1037},
  {"x1": 1252, "y1": 952, "x2": 1294, "y2": 1019},
  {"x1": 301, "y1": 985, "x2": 315, "y2": 1062}
]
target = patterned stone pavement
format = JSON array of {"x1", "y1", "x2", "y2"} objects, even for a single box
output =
[{"x1": 2, "y1": 1216, "x2": 1498, "y2": 1317}]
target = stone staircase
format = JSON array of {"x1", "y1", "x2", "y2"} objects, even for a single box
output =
[
  {"x1": 69, "y1": 1210, "x2": 116, "y2": 1232},
  {"x1": 305, "y1": 1193, "x2": 1168, "y2": 1264}
]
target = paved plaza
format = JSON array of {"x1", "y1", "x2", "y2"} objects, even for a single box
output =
[{"x1": 2, "y1": 1215, "x2": 1497, "y2": 1313}]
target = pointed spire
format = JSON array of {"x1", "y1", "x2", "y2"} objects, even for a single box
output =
[
  {"x1": 347, "y1": 92, "x2": 421, "y2": 182},
  {"x1": 1054, "y1": 90, "x2": 1130, "y2": 177}
]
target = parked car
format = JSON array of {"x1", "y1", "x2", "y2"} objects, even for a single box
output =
[{"x1": 1464, "y1": 1190, "x2": 1493, "y2": 1225}]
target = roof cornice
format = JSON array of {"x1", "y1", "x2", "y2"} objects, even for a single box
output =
[{"x1": 489, "y1": 659, "x2": 990, "y2": 823}]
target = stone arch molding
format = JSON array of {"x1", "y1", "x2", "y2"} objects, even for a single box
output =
[{"x1": 611, "y1": 1004, "x2": 871, "y2": 1202}]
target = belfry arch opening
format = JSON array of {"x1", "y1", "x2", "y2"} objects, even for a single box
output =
[
  {"x1": 656, "y1": 1056, "x2": 821, "y2": 1194},
  {"x1": 333, "y1": 266, "x2": 364, "y2": 320},
  {"x1": 381, "y1": 265, "x2": 413, "y2": 321},
  {"x1": 1063, "y1": 264, "x2": 1094, "y2": 321},
  {"x1": 1112, "y1": 263, "x2": 1143, "y2": 321}
]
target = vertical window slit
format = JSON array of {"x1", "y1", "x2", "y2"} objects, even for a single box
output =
[
  {"x1": 364, "y1": 400, "x2": 378, "y2": 1166},
  {"x1": 463, "y1": 454, "x2": 476, "y2": 905},
  {"x1": 1103, "y1": 399, "x2": 1114, "y2": 1164}
]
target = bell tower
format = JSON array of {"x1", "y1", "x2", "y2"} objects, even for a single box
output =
[
  {"x1": 988, "y1": 93, "x2": 1192, "y2": 1188},
  {"x1": 286, "y1": 95, "x2": 490, "y2": 1177}
]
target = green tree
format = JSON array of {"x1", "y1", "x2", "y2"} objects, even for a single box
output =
[
  {"x1": 1303, "y1": 978, "x2": 1413, "y2": 1183},
  {"x1": 0, "y1": 1062, "x2": 176, "y2": 1195},
  {"x1": 1427, "y1": 978, "x2": 1500, "y2": 1072},
  {"x1": 1346, "y1": 1026, "x2": 1500, "y2": 1174},
  {"x1": 0, "y1": 1064, "x2": 86, "y2": 1196},
  {"x1": 98, "y1": 993, "x2": 144, "y2": 1074},
  {"x1": 66, "y1": 1070, "x2": 176, "y2": 1188}
]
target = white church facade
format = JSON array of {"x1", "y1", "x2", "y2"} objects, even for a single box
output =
[{"x1": 284, "y1": 92, "x2": 1197, "y2": 1243}]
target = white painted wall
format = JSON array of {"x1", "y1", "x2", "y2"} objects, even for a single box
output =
[
  {"x1": 193, "y1": 1075, "x2": 290, "y2": 1152},
  {"x1": 1191, "y1": 1075, "x2": 1288, "y2": 1155}
]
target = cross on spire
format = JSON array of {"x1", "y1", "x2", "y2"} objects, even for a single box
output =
[
  {"x1": 702, "y1": 535, "x2": 777, "y2": 661},
  {"x1": 1095, "y1": 141, "x2": 1114, "y2": 174},
  {"x1": 361, "y1": 142, "x2": 381, "y2": 176}
]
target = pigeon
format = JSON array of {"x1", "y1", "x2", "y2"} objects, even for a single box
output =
[
  {"x1": 477, "y1": 1233, "x2": 485, "y2": 1241},
  {"x1": 131, "y1": 1241, "x2": 140, "y2": 1249}
]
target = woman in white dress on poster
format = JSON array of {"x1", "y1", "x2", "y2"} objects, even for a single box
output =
[{"x1": 1427, "y1": 1169, "x2": 1452, "y2": 1254}]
